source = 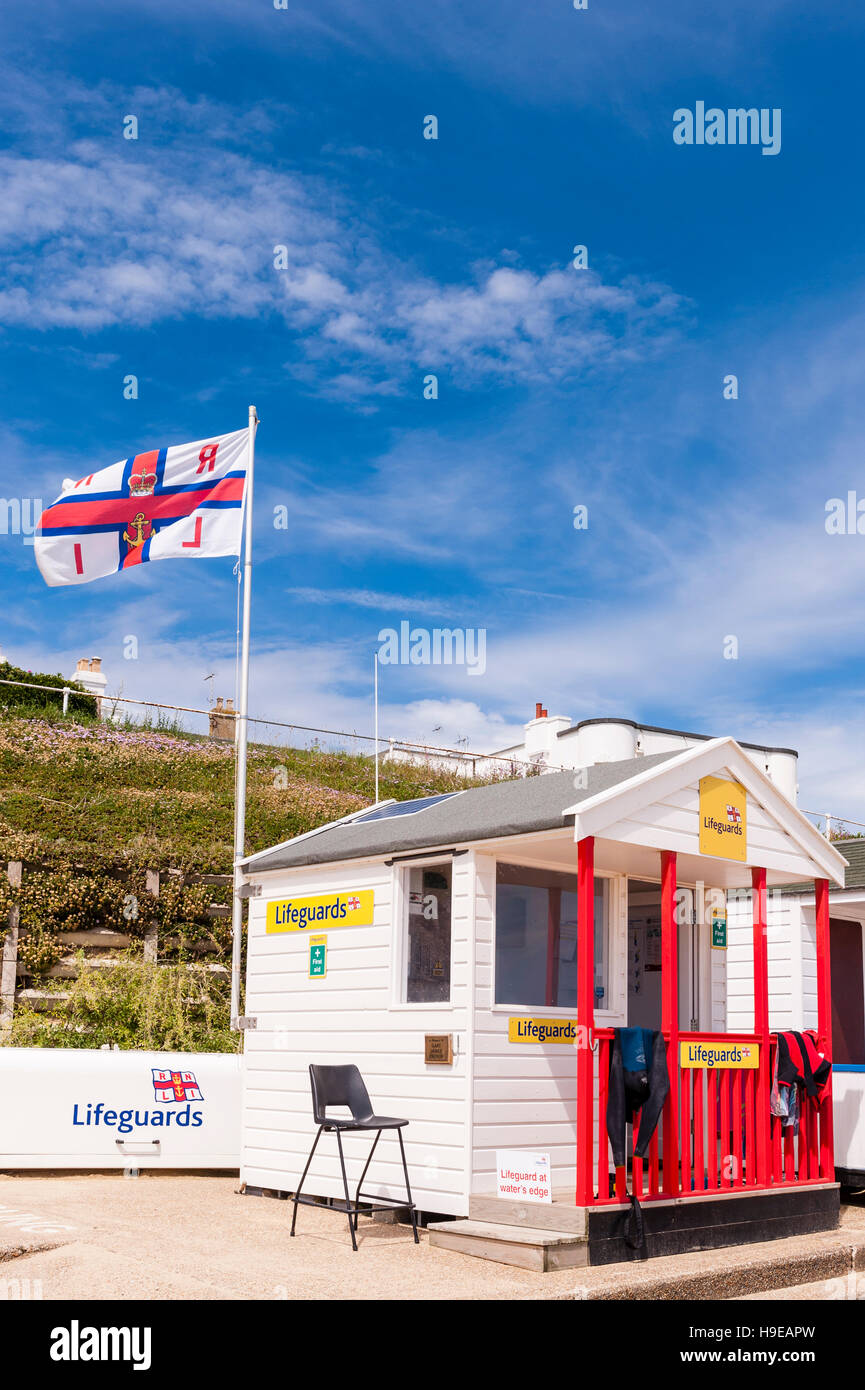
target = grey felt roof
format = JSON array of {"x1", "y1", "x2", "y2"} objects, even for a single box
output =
[
  {"x1": 242, "y1": 751, "x2": 678, "y2": 873},
  {"x1": 837, "y1": 839, "x2": 865, "y2": 888},
  {"x1": 774, "y1": 836, "x2": 860, "y2": 895}
]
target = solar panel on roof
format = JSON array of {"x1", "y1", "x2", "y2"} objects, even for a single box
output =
[{"x1": 353, "y1": 793, "x2": 460, "y2": 824}]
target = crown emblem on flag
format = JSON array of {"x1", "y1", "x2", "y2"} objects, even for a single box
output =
[
  {"x1": 726, "y1": 804, "x2": 741, "y2": 823},
  {"x1": 128, "y1": 454, "x2": 157, "y2": 497}
]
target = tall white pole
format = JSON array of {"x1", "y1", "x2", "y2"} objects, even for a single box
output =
[
  {"x1": 374, "y1": 651, "x2": 380, "y2": 805},
  {"x1": 230, "y1": 404, "x2": 258, "y2": 1029}
]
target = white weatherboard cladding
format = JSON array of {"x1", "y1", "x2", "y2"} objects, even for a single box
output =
[
  {"x1": 241, "y1": 858, "x2": 472, "y2": 1216},
  {"x1": 726, "y1": 890, "x2": 799, "y2": 1032},
  {"x1": 710, "y1": 931, "x2": 728, "y2": 1032},
  {"x1": 800, "y1": 902, "x2": 819, "y2": 1032},
  {"x1": 470, "y1": 854, "x2": 619, "y2": 1197}
]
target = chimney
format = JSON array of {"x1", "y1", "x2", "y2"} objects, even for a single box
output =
[
  {"x1": 209, "y1": 696, "x2": 236, "y2": 742},
  {"x1": 70, "y1": 655, "x2": 108, "y2": 717},
  {"x1": 524, "y1": 703, "x2": 571, "y2": 764}
]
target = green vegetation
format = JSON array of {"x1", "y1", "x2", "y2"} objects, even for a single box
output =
[
  {"x1": 10, "y1": 956, "x2": 236, "y2": 1052},
  {"x1": 0, "y1": 707, "x2": 493, "y2": 871},
  {"x1": 0, "y1": 658, "x2": 96, "y2": 718},
  {"x1": 0, "y1": 698, "x2": 506, "y2": 1049}
]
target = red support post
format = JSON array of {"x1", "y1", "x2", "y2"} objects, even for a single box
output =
[
  {"x1": 752, "y1": 866, "x2": 771, "y2": 1187},
  {"x1": 575, "y1": 835, "x2": 595, "y2": 1207},
  {"x1": 660, "y1": 849, "x2": 679, "y2": 1195},
  {"x1": 815, "y1": 877, "x2": 835, "y2": 1180}
]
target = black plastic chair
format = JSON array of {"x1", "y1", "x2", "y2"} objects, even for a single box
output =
[{"x1": 290, "y1": 1064, "x2": 420, "y2": 1251}]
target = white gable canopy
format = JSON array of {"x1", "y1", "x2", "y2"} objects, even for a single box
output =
[{"x1": 563, "y1": 736, "x2": 847, "y2": 888}]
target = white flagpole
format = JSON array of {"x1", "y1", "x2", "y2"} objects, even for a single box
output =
[
  {"x1": 230, "y1": 404, "x2": 258, "y2": 1029},
  {"x1": 374, "y1": 651, "x2": 380, "y2": 805}
]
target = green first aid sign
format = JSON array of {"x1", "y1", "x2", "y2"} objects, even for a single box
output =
[
  {"x1": 712, "y1": 913, "x2": 727, "y2": 949},
  {"x1": 308, "y1": 936, "x2": 327, "y2": 978}
]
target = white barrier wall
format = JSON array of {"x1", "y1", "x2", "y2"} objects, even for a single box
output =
[
  {"x1": 0, "y1": 1048, "x2": 242, "y2": 1169},
  {"x1": 833, "y1": 1068, "x2": 865, "y2": 1177}
]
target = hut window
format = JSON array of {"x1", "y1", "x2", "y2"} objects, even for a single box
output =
[
  {"x1": 494, "y1": 863, "x2": 608, "y2": 1009},
  {"x1": 402, "y1": 862, "x2": 453, "y2": 1004}
]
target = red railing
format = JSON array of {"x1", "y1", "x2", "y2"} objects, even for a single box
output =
[{"x1": 590, "y1": 1028, "x2": 832, "y2": 1205}]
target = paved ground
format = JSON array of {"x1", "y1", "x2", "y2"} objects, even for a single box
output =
[
  {"x1": 2, "y1": 1173, "x2": 865, "y2": 1301},
  {"x1": 0, "y1": 1172, "x2": 580, "y2": 1301}
]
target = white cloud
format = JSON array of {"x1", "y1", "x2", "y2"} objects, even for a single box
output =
[
  {"x1": 285, "y1": 587, "x2": 463, "y2": 617},
  {"x1": 0, "y1": 90, "x2": 688, "y2": 395}
]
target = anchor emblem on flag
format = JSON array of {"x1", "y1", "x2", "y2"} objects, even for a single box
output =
[{"x1": 122, "y1": 511, "x2": 152, "y2": 550}]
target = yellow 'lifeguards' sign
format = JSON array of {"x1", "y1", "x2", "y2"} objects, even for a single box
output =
[
  {"x1": 699, "y1": 775, "x2": 747, "y2": 862},
  {"x1": 266, "y1": 890, "x2": 374, "y2": 933},
  {"x1": 680, "y1": 1040, "x2": 759, "y2": 1069},
  {"x1": 508, "y1": 1017, "x2": 577, "y2": 1044}
]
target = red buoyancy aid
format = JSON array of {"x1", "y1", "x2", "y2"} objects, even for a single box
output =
[{"x1": 776, "y1": 1029, "x2": 831, "y2": 1103}]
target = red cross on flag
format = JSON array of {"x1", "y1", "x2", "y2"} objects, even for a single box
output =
[{"x1": 34, "y1": 427, "x2": 249, "y2": 587}]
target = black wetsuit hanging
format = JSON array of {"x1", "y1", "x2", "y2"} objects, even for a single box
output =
[
  {"x1": 607, "y1": 1027, "x2": 670, "y2": 1166},
  {"x1": 606, "y1": 1027, "x2": 670, "y2": 1248}
]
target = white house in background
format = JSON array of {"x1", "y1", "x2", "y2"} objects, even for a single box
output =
[
  {"x1": 387, "y1": 708, "x2": 800, "y2": 801},
  {"x1": 490, "y1": 708, "x2": 800, "y2": 802},
  {"x1": 69, "y1": 656, "x2": 108, "y2": 717}
]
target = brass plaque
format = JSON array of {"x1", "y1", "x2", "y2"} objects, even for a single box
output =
[{"x1": 424, "y1": 1033, "x2": 453, "y2": 1065}]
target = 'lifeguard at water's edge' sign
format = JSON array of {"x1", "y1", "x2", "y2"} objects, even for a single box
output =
[
  {"x1": 266, "y1": 890, "x2": 374, "y2": 933},
  {"x1": 698, "y1": 775, "x2": 747, "y2": 862}
]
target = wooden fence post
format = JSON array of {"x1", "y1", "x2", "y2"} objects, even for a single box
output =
[
  {"x1": 0, "y1": 861, "x2": 23, "y2": 1031},
  {"x1": 144, "y1": 869, "x2": 159, "y2": 962}
]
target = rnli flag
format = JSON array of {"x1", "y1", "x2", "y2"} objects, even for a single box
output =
[{"x1": 34, "y1": 427, "x2": 249, "y2": 587}]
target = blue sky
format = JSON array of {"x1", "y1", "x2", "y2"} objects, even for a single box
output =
[{"x1": 2, "y1": 0, "x2": 865, "y2": 816}]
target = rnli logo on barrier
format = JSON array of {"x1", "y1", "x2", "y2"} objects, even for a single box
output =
[
  {"x1": 699, "y1": 775, "x2": 747, "y2": 861},
  {"x1": 266, "y1": 889, "x2": 375, "y2": 933},
  {"x1": 152, "y1": 1069, "x2": 203, "y2": 1103},
  {"x1": 72, "y1": 1071, "x2": 206, "y2": 1134},
  {"x1": 680, "y1": 1041, "x2": 759, "y2": 1069},
  {"x1": 508, "y1": 1017, "x2": 577, "y2": 1044}
]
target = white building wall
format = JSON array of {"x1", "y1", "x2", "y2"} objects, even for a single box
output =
[
  {"x1": 470, "y1": 853, "x2": 581, "y2": 1196},
  {"x1": 727, "y1": 889, "x2": 801, "y2": 1032},
  {"x1": 710, "y1": 938, "x2": 727, "y2": 1032},
  {"x1": 241, "y1": 856, "x2": 472, "y2": 1217},
  {"x1": 469, "y1": 857, "x2": 631, "y2": 1197},
  {"x1": 799, "y1": 901, "x2": 819, "y2": 1031}
]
